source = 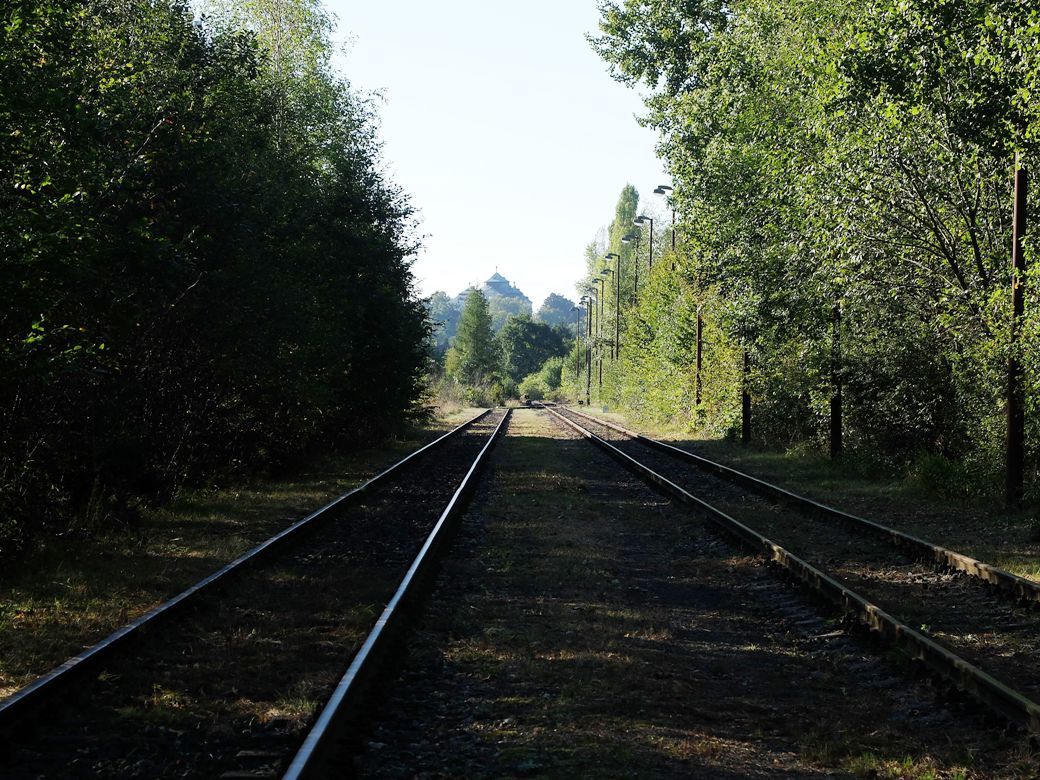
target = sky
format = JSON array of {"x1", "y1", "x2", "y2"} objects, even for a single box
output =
[{"x1": 324, "y1": 0, "x2": 668, "y2": 310}]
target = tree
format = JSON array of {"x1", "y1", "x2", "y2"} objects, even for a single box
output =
[
  {"x1": 487, "y1": 295, "x2": 533, "y2": 333},
  {"x1": 497, "y1": 314, "x2": 570, "y2": 383},
  {"x1": 586, "y1": 0, "x2": 1038, "y2": 487},
  {"x1": 519, "y1": 356, "x2": 568, "y2": 401},
  {"x1": 0, "y1": 0, "x2": 429, "y2": 556},
  {"x1": 427, "y1": 291, "x2": 461, "y2": 356},
  {"x1": 535, "y1": 293, "x2": 577, "y2": 330},
  {"x1": 446, "y1": 289, "x2": 500, "y2": 384}
]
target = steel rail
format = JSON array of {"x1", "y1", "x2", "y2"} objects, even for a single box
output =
[
  {"x1": 0, "y1": 409, "x2": 493, "y2": 732},
  {"x1": 282, "y1": 408, "x2": 511, "y2": 779},
  {"x1": 563, "y1": 406, "x2": 1040, "y2": 604},
  {"x1": 542, "y1": 404, "x2": 1040, "y2": 732}
]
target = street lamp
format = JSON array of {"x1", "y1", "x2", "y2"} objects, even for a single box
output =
[
  {"x1": 583, "y1": 292, "x2": 594, "y2": 405},
  {"x1": 594, "y1": 275, "x2": 609, "y2": 391},
  {"x1": 571, "y1": 304, "x2": 582, "y2": 395},
  {"x1": 601, "y1": 269, "x2": 614, "y2": 360},
  {"x1": 621, "y1": 231, "x2": 640, "y2": 297},
  {"x1": 634, "y1": 215, "x2": 654, "y2": 271},
  {"x1": 654, "y1": 185, "x2": 675, "y2": 252},
  {"x1": 605, "y1": 253, "x2": 621, "y2": 358}
]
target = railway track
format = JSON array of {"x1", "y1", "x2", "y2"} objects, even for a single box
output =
[
  {"x1": 0, "y1": 408, "x2": 509, "y2": 779},
  {"x1": 542, "y1": 404, "x2": 1040, "y2": 733}
]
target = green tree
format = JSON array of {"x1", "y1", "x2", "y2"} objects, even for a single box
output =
[
  {"x1": 427, "y1": 291, "x2": 461, "y2": 356},
  {"x1": 0, "y1": 0, "x2": 429, "y2": 556},
  {"x1": 588, "y1": 0, "x2": 1037, "y2": 486},
  {"x1": 446, "y1": 289, "x2": 500, "y2": 384},
  {"x1": 487, "y1": 295, "x2": 533, "y2": 332},
  {"x1": 535, "y1": 293, "x2": 577, "y2": 330},
  {"x1": 497, "y1": 314, "x2": 570, "y2": 383},
  {"x1": 519, "y1": 356, "x2": 568, "y2": 401}
]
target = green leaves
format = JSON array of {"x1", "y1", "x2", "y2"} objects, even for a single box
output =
[
  {"x1": 0, "y1": 0, "x2": 429, "y2": 550},
  {"x1": 590, "y1": 0, "x2": 1040, "y2": 479},
  {"x1": 497, "y1": 315, "x2": 570, "y2": 384},
  {"x1": 448, "y1": 290, "x2": 500, "y2": 386}
]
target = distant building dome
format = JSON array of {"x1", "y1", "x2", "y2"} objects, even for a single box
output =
[{"x1": 481, "y1": 271, "x2": 530, "y2": 303}]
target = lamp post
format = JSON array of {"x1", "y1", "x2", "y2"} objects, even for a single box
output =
[
  {"x1": 654, "y1": 185, "x2": 675, "y2": 252},
  {"x1": 635, "y1": 215, "x2": 654, "y2": 271},
  {"x1": 571, "y1": 304, "x2": 582, "y2": 396},
  {"x1": 695, "y1": 309, "x2": 703, "y2": 406},
  {"x1": 1007, "y1": 153, "x2": 1029, "y2": 507},
  {"x1": 621, "y1": 231, "x2": 640, "y2": 298},
  {"x1": 594, "y1": 276, "x2": 608, "y2": 391},
  {"x1": 605, "y1": 252, "x2": 621, "y2": 358},
  {"x1": 742, "y1": 346, "x2": 751, "y2": 446},
  {"x1": 601, "y1": 268, "x2": 614, "y2": 359},
  {"x1": 585, "y1": 292, "x2": 593, "y2": 405}
]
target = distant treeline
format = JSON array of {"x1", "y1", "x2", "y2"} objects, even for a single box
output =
[
  {"x1": 427, "y1": 282, "x2": 576, "y2": 356},
  {"x1": 433, "y1": 289, "x2": 575, "y2": 405},
  {"x1": 0, "y1": 0, "x2": 429, "y2": 554},
  {"x1": 587, "y1": 0, "x2": 1040, "y2": 497}
]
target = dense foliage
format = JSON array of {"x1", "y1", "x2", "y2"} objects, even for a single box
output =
[
  {"x1": 534, "y1": 293, "x2": 578, "y2": 329},
  {"x1": 426, "y1": 275, "x2": 562, "y2": 359},
  {"x1": 487, "y1": 295, "x2": 532, "y2": 333},
  {"x1": 518, "y1": 356, "x2": 568, "y2": 402},
  {"x1": 497, "y1": 315, "x2": 570, "y2": 385},
  {"x1": 427, "y1": 291, "x2": 461, "y2": 356},
  {"x1": 445, "y1": 290, "x2": 499, "y2": 387},
  {"x1": 428, "y1": 277, "x2": 576, "y2": 405},
  {"x1": 0, "y1": 0, "x2": 429, "y2": 554},
  {"x1": 588, "y1": 0, "x2": 1040, "y2": 496},
  {"x1": 435, "y1": 285, "x2": 574, "y2": 405}
]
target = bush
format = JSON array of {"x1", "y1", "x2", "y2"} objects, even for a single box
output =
[{"x1": 518, "y1": 356, "x2": 567, "y2": 402}]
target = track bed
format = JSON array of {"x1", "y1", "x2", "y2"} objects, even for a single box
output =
[{"x1": 2, "y1": 411, "x2": 507, "y2": 779}]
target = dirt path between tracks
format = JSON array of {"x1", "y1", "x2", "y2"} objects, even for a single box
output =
[{"x1": 356, "y1": 408, "x2": 1035, "y2": 779}]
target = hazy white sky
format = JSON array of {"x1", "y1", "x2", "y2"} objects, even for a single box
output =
[{"x1": 324, "y1": 0, "x2": 667, "y2": 309}]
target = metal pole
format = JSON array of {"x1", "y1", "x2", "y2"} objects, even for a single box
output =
[
  {"x1": 1007, "y1": 155, "x2": 1028, "y2": 507},
  {"x1": 741, "y1": 347, "x2": 751, "y2": 446},
  {"x1": 597, "y1": 280, "x2": 604, "y2": 338},
  {"x1": 615, "y1": 258, "x2": 621, "y2": 359},
  {"x1": 585, "y1": 298, "x2": 592, "y2": 406},
  {"x1": 574, "y1": 307, "x2": 582, "y2": 395},
  {"x1": 830, "y1": 303, "x2": 843, "y2": 459},
  {"x1": 597, "y1": 280, "x2": 605, "y2": 392},
  {"x1": 634, "y1": 236, "x2": 640, "y2": 299},
  {"x1": 648, "y1": 219, "x2": 654, "y2": 271},
  {"x1": 695, "y1": 312, "x2": 703, "y2": 406}
]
